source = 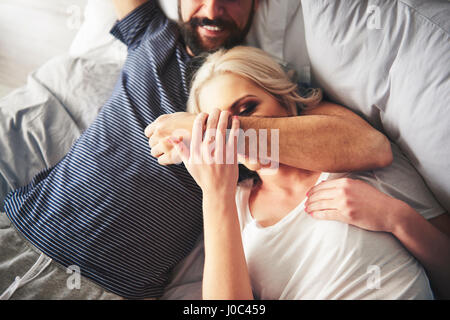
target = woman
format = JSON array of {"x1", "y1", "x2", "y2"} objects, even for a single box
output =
[{"x1": 168, "y1": 46, "x2": 450, "y2": 299}]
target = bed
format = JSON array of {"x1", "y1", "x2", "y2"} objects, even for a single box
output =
[{"x1": 0, "y1": 0, "x2": 449, "y2": 299}]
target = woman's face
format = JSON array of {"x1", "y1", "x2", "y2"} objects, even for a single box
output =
[
  {"x1": 198, "y1": 72, "x2": 289, "y2": 118},
  {"x1": 198, "y1": 72, "x2": 289, "y2": 170}
]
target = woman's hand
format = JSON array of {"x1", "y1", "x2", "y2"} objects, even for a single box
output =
[
  {"x1": 305, "y1": 178, "x2": 403, "y2": 233},
  {"x1": 170, "y1": 109, "x2": 241, "y2": 196},
  {"x1": 171, "y1": 110, "x2": 252, "y2": 300}
]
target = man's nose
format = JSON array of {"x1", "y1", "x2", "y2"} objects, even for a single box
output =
[{"x1": 201, "y1": 0, "x2": 225, "y2": 20}]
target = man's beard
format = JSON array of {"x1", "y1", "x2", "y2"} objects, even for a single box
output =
[{"x1": 177, "y1": 1, "x2": 255, "y2": 56}]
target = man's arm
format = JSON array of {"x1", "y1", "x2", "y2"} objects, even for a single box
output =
[
  {"x1": 145, "y1": 101, "x2": 393, "y2": 172},
  {"x1": 112, "y1": 0, "x2": 149, "y2": 20},
  {"x1": 238, "y1": 100, "x2": 393, "y2": 172},
  {"x1": 393, "y1": 210, "x2": 450, "y2": 299}
]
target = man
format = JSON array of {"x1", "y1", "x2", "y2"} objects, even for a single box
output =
[
  {"x1": 142, "y1": 0, "x2": 392, "y2": 170},
  {"x1": 1, "y1": 0, "x2": 392, "y2": 300}
]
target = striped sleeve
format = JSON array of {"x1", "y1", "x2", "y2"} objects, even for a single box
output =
[{"x1": 110, "y1": 0, "x2": 164, "y2": 48}]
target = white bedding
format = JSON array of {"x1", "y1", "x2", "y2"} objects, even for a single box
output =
[
  {"x1": 1, "y1": 0, "x2": 448, "y2": 300},
  {"x1": 0, "y1": 55, "x2": 122, "y2": 200},
  {"x1": 0, "y1": 0, "x2": 88, "y2": 98}
]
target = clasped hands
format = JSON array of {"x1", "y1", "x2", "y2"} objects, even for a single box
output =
[
  {"x1": 144, "y1": 112, "x2": 197, "y2": 166},
  {"x1": 145, "y1": 109, "x2": 240, "y2": 195},
  {"x1": 145, "y1": 110, "x2": 239, "y2": 164}
]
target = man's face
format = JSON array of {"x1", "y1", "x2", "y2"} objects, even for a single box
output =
[{"x1": 178, "y1": 0, "x2": 258, "y2": 56}]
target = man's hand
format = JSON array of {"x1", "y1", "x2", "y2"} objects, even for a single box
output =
[
  {"x1": 305, "y1": 178, "x2": 401, "y2": 232},
  {"x1": 144, "y1": 112, "x2": 197, "y2": 165}
]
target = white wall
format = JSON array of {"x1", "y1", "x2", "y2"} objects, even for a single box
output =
[{"x1": 0, "y1": 0, "x2": 87, "y2": 97}]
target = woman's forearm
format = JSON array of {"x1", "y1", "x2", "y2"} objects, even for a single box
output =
[
  {"x1": 391, "y1": 201, "x2": 450, "y2": 299},
  {"x1": 202, "y1": 194, "x2": 253, "y2": 300},
  {"x1": 238, "y1": 101, "x2": 392, "y2": 172}
]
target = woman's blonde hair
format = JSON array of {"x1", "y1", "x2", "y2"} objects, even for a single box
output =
[{"x1": 187, "y1": 46, "x2": 322, "y2": 115}]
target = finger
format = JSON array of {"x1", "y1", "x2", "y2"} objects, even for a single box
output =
[
  {"x1": 202, "y1": 130, "x2": 216, "y2": 164},
  {"x1": 170, "y1": 137, "x2": 190, "y2": 165},
  {"x1": 308, "y1": 209, "x2": 342, "y2": 221},
  {"x1": 144, "y1": 123, "x2": 156, "y2": 138},
  {"x1": 150, "y1": 145, "x2": 164, "y2": 158},
  {"x1": 205, "y1": 109, "x2": 221, "y2": 132},
  {"x1": 170, "y1": 128, "x2": 191, "y2": 143},
  {"x1": 215, "y1": 111, "x2": 231, "y2": 164},
  {"x1": 157, "y1": 153, "x2": 171, "y2": 166},
  {"x1": 157, "y1": 151, "x2": 182, "y2": 166},
  {"x1": 307, "y1": 178, "x2": 351, "y2": 196},
  {"x1": 150, "y1": 140, "x2": 173, "y2": 158},
  {"x1": 306, "y1": 188, "x2": 340, "y2": 206},
  {"x1": 191, "y1": 113, "x2": 208, "y2": 163},
  {"x1": 226, "y1": 116, "x2": 240, "y2": 165},
  {"x1": 203, "y1": 109, "x2": 220, "y2": 163},
  {"x1": 305, "y1": 199, "x2": 338, "y2": 214},
  {"x1": 148, "y1": 134, "x2": 159, "y2": 148}
]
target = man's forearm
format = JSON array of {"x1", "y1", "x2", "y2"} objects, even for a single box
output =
[
  {"x1": 147, "y1": 102, "x2": 392, "y2": 170},
  {"x1": 112, "y1": 0, "x2": 149, "y2": 20},
  {"x1": 238, "y1": 112, "x2": 392, "y2": 173}
]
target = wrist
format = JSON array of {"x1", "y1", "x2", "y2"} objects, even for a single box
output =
[
  {"x1": 202, "y1": 190, "x2": 236, "y2": 206},
  {"x1": 202, "y1": 191, "x2": 238, "y2": 225},
  {"x1": 388, "y1": 199, "x2": 416, "y2": 235}
]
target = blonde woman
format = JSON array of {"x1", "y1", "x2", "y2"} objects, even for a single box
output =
[{"x1": 168, "y1": 46, "x2": 450, "y2": 299}]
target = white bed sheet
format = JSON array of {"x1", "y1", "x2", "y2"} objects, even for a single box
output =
[
  {"x1": 0, "y1": 54, "x2": 122, "y2": 200},
  {"x1": 0, "y1": 50, "x2": 204, "y2": 299}
]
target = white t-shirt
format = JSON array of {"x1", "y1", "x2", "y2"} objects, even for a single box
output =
[{"x1": 236, "y1": 172, "x2": 435, "y2": 300}]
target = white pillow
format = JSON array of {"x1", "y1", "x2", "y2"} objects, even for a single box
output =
[
  {"x1": 69, "y1": 0, "x2": 176, "y2": 61},
  {"x1": 301, "y1": 0, "x2": 450, "y2": 211},
  {"x1": 69, "y1": 0, "x2": 311, "y2": 81},
  {"x1": 159, "y1": 0, "x2": 178, "y2": 20},
  {"x1": 245, "y1": 0, "x2": 311, "y2": 83},
  {"x1": 69, "y1": 0, "x2": 127, "y2": 62}
]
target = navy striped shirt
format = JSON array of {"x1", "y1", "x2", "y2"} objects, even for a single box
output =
[{"x1": 3, "y1": 1, "x2": 204, "y2": 299}]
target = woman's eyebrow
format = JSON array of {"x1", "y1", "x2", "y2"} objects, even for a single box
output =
[{"x1": 230, "y1": 95, "x2": 257, "y2": 110}]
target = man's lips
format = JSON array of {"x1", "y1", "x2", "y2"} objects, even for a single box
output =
[{"x1": 197, "y1": 25, "x2": 227, "y2": 38}]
